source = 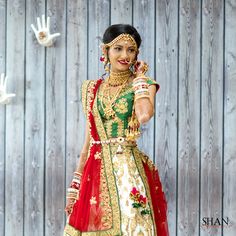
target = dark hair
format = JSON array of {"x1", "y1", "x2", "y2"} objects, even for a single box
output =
[{"x1": 102, "y1": 24, "x2": 142, "y2": 48}]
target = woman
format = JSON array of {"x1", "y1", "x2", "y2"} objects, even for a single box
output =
[{"x1": 64, "y1": 24, "x2": 169, "y2": 236}]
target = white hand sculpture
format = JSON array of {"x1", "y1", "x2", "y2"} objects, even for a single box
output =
[
  {"x1": 0, "y1": 73, "x2": 16, "y2": 105},
  {"x1": 31, "y1": 15, "x2": 60, "y2": 47}
]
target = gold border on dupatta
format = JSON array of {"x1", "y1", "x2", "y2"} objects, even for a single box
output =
[
  {"x1": 92, "y1": 85, "x2": 122, "y2": 235},
  {"x1": 132, "y1": 147, "x2": 158, "y2": 235},
  {"x1": 64, "y1": 224, "x2": 82, "y2": 236},
  {"x1": 81, "y1": 80, "x2": 90, "y2": 118}
]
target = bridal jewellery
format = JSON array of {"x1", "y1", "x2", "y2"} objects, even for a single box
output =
[
  {"x1": 100, "y1": 34, "x2": 138, "y2": 73},
  {"x1": 100, "y1": 70, "x2": 132, "y2": 118},
  {"x1": 103, "y1": 33, "x2": 138, "y2": 52},
  {"x1": 108, "y1": 70, "x2": 132, "y2": 87}
]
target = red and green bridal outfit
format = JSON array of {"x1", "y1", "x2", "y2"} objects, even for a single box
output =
[{"x1": 64, "y1": 77, "x2": 169, "y2": 236}]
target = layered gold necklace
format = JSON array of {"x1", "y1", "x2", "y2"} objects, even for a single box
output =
[
  {"x1": 108, "y1": 70, "x2": 132, "y2": 87},
  {"x1": 101, "y1": 70, "x2": 132, "y2": 118}
]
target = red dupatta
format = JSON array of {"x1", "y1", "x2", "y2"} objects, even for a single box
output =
[{"x1": 69, "y1": 79, "x2": 105, "y2": 231}]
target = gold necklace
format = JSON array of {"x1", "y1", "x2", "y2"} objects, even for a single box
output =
[
  {"x1": 101, "y1": 78, "x2": 129, "y2": 118},
  {"x1": 108, "y1": 70, "x2": 132, "y2": 87}
]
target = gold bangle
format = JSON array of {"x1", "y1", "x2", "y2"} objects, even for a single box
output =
[
  {"x1": 135, "y1": 90, "x2": 150, "y2": 96},
  {"x1": 67, "y1": 187, "x2": 79, "y2": 193},
  {"x1": 135, "y1": 89, "x2": 149, "y2": 94},
  {"x1": 133, "y1": 74, "x2": 148, "y2": 81},
  {"x1": 134, "y1": 94, "x2": 150, "y2": 102},
  {"x1": 133, "y1": 77, "x2": 147, "y2": 84},
  {"x1": 66, "y1": 197, "x2": 77, "y2": 200},
  {"x1": 74, "y1": 171, "x2": 82, "y2": 176}
]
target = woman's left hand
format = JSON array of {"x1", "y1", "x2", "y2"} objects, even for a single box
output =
[{"x1": 134, "y1": 60, "x2": 149, "y2": 76}]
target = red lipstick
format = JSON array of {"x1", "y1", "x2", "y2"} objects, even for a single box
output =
[{"x1": 118, "y1": 60, "x2": 129, "y2": 65}]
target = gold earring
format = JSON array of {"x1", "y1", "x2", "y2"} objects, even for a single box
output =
[{"x1": 105, "y1": 61, "x2": 110, "y2": 73}]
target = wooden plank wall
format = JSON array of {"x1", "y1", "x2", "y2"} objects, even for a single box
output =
[
  {"x1": 0, "y1": 0, "x2": 5, "y2": 235},
  {"x1": 0, "y1": 0, "x2": 235, "y2": 235}
]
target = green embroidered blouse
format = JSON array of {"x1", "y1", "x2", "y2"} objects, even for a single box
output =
[{"x1": 82, "y1": 78, "x2": 159, "y2": 139}]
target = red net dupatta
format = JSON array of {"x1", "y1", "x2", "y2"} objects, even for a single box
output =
[
  {"x1": 69, "y1": 79, "x2": 105, "y2": 231},
  {"x1": 143, "y1": 161, "x2": 169, "y2": 236}
]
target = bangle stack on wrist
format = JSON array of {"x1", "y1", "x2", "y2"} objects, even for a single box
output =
[
  {"x1": 133, "y1": 76, "x2": 150, "y2": 102},
  {"x1": 66, "y1": 171, "x2": 82, "y2": 201}
]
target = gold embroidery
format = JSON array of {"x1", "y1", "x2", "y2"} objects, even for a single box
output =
[
  {"x1": 92, "y1": 87, "x2": 122, "y2": 235},
  {"x1": 100, "y1": 78, "x2": 129, "y2": 119},
  {"x1": 112, "y1": 148, "x2": 137, "y2": 185},
  {"x1": 81, "y1": 80, "x2": 91, "y2": 118},
  {"x1": 90, "y1": 196, "x2": 97, "y2": 205},
  {"x1": 94, "y1": 151, "x2": 101, "y2": 160},
  {"x1": 86, "y1": 81, "x2": 96, "y2": 143},
  {"x1": 116, "y1": 118, "x2": 124, "y2": 137},
  {"x1": 119, "y1": 84, "x2": 134, "y2": 97},
  {"x1": 104, "y1": 120, "x2": 113, "y2": 137},
  {"x1": 98, "y1": 82, "x2": 133, "y2": 103},
  {"x1": 128, "y1": 209, "x2": 153, "y2": 235},
  {"x1": 132, "y1": 147, "x2": 157, "y2": 235},
  {"x1": 115, "y1": 98, "x2": 128, "y2": 114},
  {"x1": 104, "y1": 116, "x2": 124, "y2": 138},
  {"x1": 139, "y1": 151, "x2": 158, "y2": 172},
  {"x1": 99, "y1": 156, "x2": 112, "y2": 229},
  {"x1": 111, "y1": 148, "x2": 155, "y2": 235},
  {"x1": 64, "y1": 224, "x2": 81, "y2": 236},
  {"x1": 97, "y1": 82, "x2": 135, "y2": 139}
]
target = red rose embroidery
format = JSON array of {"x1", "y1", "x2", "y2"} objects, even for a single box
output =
[
  {"x1": 129, "y1": 187, "x2": 150, "y2": 215},
  {"x1": 130, "y1": 187, "x2": 140, "y2": 201},
  {"x1": 139, "y1": 194, "x2": 147, "y2": 208}
]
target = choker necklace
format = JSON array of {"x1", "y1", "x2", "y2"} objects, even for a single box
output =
[{"x1": 107, "y1": 70, "x2": 133, "y2": 87}]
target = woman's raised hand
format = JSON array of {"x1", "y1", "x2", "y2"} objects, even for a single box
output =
[
  {"x1": 31, "y1": 15, "x2": 60, "y2": 47},
  {"x1": 134, "y1": 60, "x2": 149, "y2": 76}
]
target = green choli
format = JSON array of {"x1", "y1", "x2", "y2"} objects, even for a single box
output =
[{"x1": 96, "y1": 78, "x2": 158, "y2": 138}]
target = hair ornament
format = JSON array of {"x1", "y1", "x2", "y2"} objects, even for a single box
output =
[{"x1": 103, "y1": 33, "x2": 138, "y2": 52}]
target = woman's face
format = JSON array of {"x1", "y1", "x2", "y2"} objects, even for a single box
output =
[{"x1": 106, "y1": 38, "x2": 137, "y2": 73}]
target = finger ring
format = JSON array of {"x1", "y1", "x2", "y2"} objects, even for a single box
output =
[{"x1": 143, "y1": 63, "x2": 149, "y2": 74}]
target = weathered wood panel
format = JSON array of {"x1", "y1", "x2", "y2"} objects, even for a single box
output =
[
  {"x1": 201, "y1": 0, "x2": 224, "y2": 235},
  {"x1": 155, "y1": 1, "x2": 178, "y2": 235},
  {"x1": 65, "y1": 0, "x2": 88, "y2": 206},
  {"x1": 133, "y1": 0, "x2": 155, "y2": 158},
  {"x1": 5, "y1": 0, "x2": 25, "y2": 235},
  {"x1": 111, "y1": 0, "x2": 132, "y2": 25},
  {"x1": 24, "y1": 0, "x2": 46, "y2": 235},
  {"x1": 178, "y1": 0, "x2": 201, "y2": 235},
  {"x1": 88, "y1": 0, "x2": 110, "y2": 80},
  {"x1": 224, "y1": 0, "x2": 236, "y2": 235},
  {"x1": 45, "y1": 0, "x2": 66, "y2": 235},
  {"x1": 0, "y1": 0, "x2": 6, "y2": 235}
]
